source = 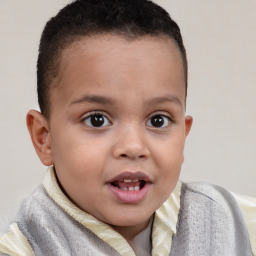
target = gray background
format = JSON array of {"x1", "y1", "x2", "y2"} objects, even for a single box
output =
[{"x1": 0, "y1": 0, "x2": 255, "y2": 227}]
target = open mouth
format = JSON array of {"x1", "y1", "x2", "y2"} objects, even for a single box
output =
[
  {"x1": 106, "y1": 172, "x2": 151, "y2": 203},
  {"x1": 106, "y1": 172, "x2": 153, "y2": 204},
  {"x1": 111, "y1": 179, "x2": 147, "y2": 191}
]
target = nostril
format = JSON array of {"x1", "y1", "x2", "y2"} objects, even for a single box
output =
[{"x1": 119, "y1": 153, "x2": 147, "y2": 159}]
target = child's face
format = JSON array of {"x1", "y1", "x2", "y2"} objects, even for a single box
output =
[{"x1": 43, "y1": 35, "x2": 192, "y2": 232}]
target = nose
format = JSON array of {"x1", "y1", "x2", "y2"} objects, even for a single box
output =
[{"x1": 113, "y1": 126, "x2": 150, "y2": 160}]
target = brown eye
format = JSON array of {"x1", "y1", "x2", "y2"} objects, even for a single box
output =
[
  {"x1": 146, "y1": 114, "x2": 170, "y2": 128},
  {"x1": 84, "y1": 114, "x2": 110, "y2": 128}
]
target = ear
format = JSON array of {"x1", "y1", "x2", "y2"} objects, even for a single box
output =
[
  {"x1": 185, "y1": 115, "x2": 193, "y2": 136},
  {"x1": 26, "y1": 110, "x2": 53, "y2": 166},
  {"x1": 181, "y1": 115, "x2": 193, "y2": 163}
]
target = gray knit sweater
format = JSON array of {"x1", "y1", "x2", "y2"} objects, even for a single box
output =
[{"x1": 3, "y1": 182, "x2": 253, "y2": 255}]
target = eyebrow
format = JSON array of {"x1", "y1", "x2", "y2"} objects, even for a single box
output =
[
  {"x1": 70, "y1": 95, "x2": 115, "y2": 106},
  {"x1": 70, "y1": 94, "x2": 183, "y2": 108},
  {"x1": 145, "y1": 95, "x2": 183, "y2": 107}
]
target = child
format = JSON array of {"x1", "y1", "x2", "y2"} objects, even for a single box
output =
[{"x1": 0, "y1": 0, "x2": 255, "y2": 255}]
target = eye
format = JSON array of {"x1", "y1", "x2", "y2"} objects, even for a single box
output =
[
  {"x1": 84, "y1": 113, "x2": 111, "y2": 128},
  {"x1": 146, "y1": 114, "x2": 170, "y2": 128}
]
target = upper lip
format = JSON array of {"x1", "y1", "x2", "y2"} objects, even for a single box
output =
[{"x1": 107, "y1": 172, "x2": 151, "y2": 183}]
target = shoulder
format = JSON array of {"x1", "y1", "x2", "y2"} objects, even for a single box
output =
[
  {"x1": 231, "y1": 192, "x2": 256, "y2": 256},
  {"x1": 182, "y1": 181, "x2": 256, "y2": 215},
  {"x1": 0, "y1": 186, "x2": 47, "y2": 256},
  {"x1": 0, "y1": 185, "x2": 50, "y2": 256},
  {"x1": 182, "y1": 182, "x2": 238, "y2": 205},
  {"x1": 180, "y1": 182, "x2": 246, "y2": 228},
  {"x1": 0, "y1": 223, "x2": 34, "y2": 256},
  {"x1": 180, "y1": 181, "x2": 252, "y2": 225},
  {"x1": 17, "y1": 184, "x2": 51, "y2": 217},
  {"x1": 181, "y1": 182, "x2": 256, "y2": 256}
]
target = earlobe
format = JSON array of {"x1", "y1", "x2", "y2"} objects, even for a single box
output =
[
  {"x1": 26, "y1": 110, "x2": 53, "y2": 166},
  {"x1": 185, "y1": 115, "x2": 193, "y2": 136}
]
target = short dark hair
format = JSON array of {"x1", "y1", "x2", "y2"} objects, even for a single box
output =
[{"x1": 37, "y1": 0, "x2": 187, "y2": 117}]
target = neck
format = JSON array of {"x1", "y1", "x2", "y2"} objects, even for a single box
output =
[{"x1": 111, "y1": 217, "x2": 152, "y2": 247}]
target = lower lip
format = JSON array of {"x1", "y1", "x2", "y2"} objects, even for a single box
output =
[{"x1": 106, "y1": 183, "x2": 151, "y2": 204}]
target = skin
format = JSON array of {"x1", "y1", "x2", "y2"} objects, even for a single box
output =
[{"x1": 27, "y1": 35, "x2": 192, "y2": 245}]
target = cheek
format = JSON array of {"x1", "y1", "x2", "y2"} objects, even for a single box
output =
[
  {"x1": 156, "y1": 135, "x2": 185, "y2": 163},
  {"x1": 153, "y1": 135, "x2": 185, "y2": 180},
  {"x1": 50, "y1": 130, "x2": 110, "y2": 174}
]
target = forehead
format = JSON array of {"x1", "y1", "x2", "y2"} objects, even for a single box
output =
[{"x1": 50, "y1": 35, "x2": 186, "y2": 113}]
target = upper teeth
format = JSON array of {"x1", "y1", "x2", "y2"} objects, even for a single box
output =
[
  {"x1": 120, "y1": 186, "x2": 140, "y2": 191},
  {"x1": 123, "y1": 179, "x2": 139, "y2": 183}
]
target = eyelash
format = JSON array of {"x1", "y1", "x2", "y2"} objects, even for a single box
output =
[
  {"x1": 82, "y1": 112, "x2": 112, "y2": 128},
  {"x1": 81, "y1": 112, "x2": 173, "y2": 129},
  {"x1": 146, "y1": 113, "x2": 172, "y2": 128}
]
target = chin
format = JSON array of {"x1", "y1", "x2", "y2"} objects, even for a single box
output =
[{"x1": 104, "y1": 208, "x2": 153, "y2": 227}]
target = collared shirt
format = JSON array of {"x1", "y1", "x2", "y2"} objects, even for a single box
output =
[{"x1": 0, "y1": 167, "x2": 255, "y2": 256}]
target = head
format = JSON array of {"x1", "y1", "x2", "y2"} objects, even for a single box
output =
[
  {"x1": 27, "y1": 0, "x2": 192, "y2": 239},
  {"x1": 37, "y1": 0, "x2": 188, "y2": 118}
]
